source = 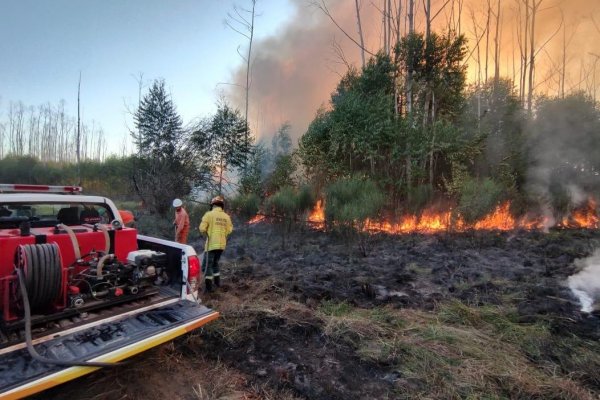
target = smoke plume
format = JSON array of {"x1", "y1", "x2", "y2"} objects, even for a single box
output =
[
  {"x1": 568, "y1": 250, "x2": 600, "y2": 312},
  {"x1": 228, "y1": 0, "x2": 600, "y2": 143}
]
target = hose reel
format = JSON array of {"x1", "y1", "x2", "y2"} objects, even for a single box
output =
[{"x1": 15, "y1": 243, "x2": 63, "y2": 311}]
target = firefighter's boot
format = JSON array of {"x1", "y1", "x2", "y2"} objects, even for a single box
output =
[
  {"x1": 214, "y1": 276, "x2": 220, "y2": 288},
  {"x1": 204, "y1": 279, "x2": 213, "y2": 293}
]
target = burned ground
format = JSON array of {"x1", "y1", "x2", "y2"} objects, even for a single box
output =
[{"x1": 38, "y1": 226, "x2": 600, "y2": 399}]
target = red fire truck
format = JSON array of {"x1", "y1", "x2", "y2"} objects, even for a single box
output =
[{"x1": 0, "y1": 184, "x2": 218, "y2": 399}]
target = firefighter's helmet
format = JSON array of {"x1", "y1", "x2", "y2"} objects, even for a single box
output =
[{"x1": 210, "y1": 196, "x2": 224, "y2": 207}]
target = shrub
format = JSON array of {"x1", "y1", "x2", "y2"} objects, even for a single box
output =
[
  {"x1": 264, "y1": 186, "x2": 301, "y2": 248},
  {"x1": 325, "y1": 176, "x2": 385, "y2": 227},
  {"x1": 325, "y1": 176, "x2": 385, "y2": 255},
  {"x1": 457, "y1": 177, "x2": 504, "y2": 224},
  {"x1": 230, "y1": 193, "x2": 261, "y2": 221},
  {"x1": 296, "y1": 184, "x2": 316, "y2": 216}
]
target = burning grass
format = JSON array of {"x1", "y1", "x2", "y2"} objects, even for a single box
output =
[{"x1": 256, "y1": 198, "x2": 600, "y2": 235}]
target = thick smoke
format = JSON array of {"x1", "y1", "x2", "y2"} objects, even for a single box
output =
[
  {"x1": 568, "y1": 250, "x2": 600, "y2": 312},
  {"x1": 228, "y1": 0, "x2": 599, "y2": 143},
  {"x1": 228, "y1": 0, "x2": 367, "y2": 140}
]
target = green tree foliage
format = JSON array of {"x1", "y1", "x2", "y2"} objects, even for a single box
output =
[
  {"x1": 397, "y1": 33, "x2": 467, "y2": 122},
  {"x1": 239, "y1": 144, "x2": 267, "y2": 196},
  {"x1": 192, "y1": 101, "x2": 251, "y2": 194},
  {"x1": 133, "y1": 79, "x2": 182, "y2": 157},
  {"x1": 462, "y1": 79, "x2": 527, "y2": 192},
  {"x1": 265, "y1": 153, "x2": 297, "y2": 194},
  {"x1": 300, "y1": 32, "x2": 468, "y2": 210},
  {"x1": 133, "y1": 79, "x2": 196, "y2": 215},
  {"x1": 263, "y1": 123, "x2": 297, "y2": 194},
  {"x1": 300, "y1": 55, "x2": 397, "y2": 192}
]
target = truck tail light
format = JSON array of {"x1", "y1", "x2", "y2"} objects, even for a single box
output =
[{"x1": 187, "y1": 255, "x2": 201, "y2": 294}]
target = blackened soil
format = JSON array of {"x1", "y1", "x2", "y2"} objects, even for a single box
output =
[
  {"x1": 38, "y1": 226, "x2": 600, "y2": 399},
  {"x1": 229, "y1": 228, "x2": 599, "y2": 330}
]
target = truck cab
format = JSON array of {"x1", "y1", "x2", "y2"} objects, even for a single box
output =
[{"x1": 0, "y1": 185, "x2": 218, "y2": 399}]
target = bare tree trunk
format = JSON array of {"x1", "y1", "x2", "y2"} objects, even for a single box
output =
[
  {"x1": 457, "y1": 0, "x2": 463, "y2": 35},
  {"x1": 226, "y1": 0, "x2": 256, "y2": 170},
  {"x1": 406, "y1": 0, "x2": 414, "y2": 197},
  {"x1": 355, "y1": 0, "x2": 366, "y2": 68},
  {"x1": 244, "y1": 0, "x2": 256, "y2": 168},
  {"x1": 77, "y1": 72, "x2": 82, "y2": 184},
  {"x1": 425, "y1": 0, "x2": 431, "y2": 41},
  {"x1": 395, "y1": 0, "x2": 402, "y2": 45},
  {"x1": 493, "y1": 0, "x2": 501, "y2": 87},
  {"x1": 521, "y1": 0, "x2": 530, "y2": 105},
  {"x1": 383, "y1": 0, "x2": 388, "y2": 54},
  {"x1": 527, "y1": 0, "x2": 541, "y2": 114},
  {"x1": 387, "y1": 0, "x2": 392, "y2": 54},
  {"x1": 561, "y1": 27, "x2": 566, "y2": 98},
  {"x1": 485, "y1": 0, "x2": 491, "y2": 84}
]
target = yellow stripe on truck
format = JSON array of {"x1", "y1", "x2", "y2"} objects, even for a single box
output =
[{"x1": 0, "y1": 311, "x2": 219, "y2": 400}]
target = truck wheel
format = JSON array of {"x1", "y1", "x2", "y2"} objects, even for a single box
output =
[{"x1": 15, "y1": 244, "x2": 63, "y2": 311}]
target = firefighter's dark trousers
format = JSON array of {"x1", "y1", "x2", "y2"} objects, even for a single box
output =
[{"x1": 203, "y1": 249, "x2": 223, "y2": 280}]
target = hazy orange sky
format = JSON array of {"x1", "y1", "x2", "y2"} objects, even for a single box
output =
[{"x1": 228, "y1": 0, "x2": 600, "y2": 142}]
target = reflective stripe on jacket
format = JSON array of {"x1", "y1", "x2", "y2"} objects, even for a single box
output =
[{"x1": 199, "y1": 207, "x2": 233, "y2": 251}]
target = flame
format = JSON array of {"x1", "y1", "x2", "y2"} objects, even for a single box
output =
[
  {"x1": 247, "y1": 198, "x2": 599, "y2": 233},
  {"x1": 308, "y1": 199, "x2": 325, "y2": 225},
  {"x1": 561, "y1": 199, "x2": 599, "y2": 228},
  {"x1": 248, "y1": 215, "x2": 265, "y2": 224}
]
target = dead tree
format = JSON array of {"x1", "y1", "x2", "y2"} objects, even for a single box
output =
[
  {"x1": 77, "y1": 72, "x2": 82, "y2": 184},
  {"x1": 225, "y1": 0, "x2": 257, "y2": 167},
  {"x1": 493, "y1": 0, "x2": 501, "y2": 87},
  {"x1": 354, "y1": 0, "x2": 366, "y2": 67},
  {"x1": 527, "y1": 0, "x2": 543, "y2": 114}
]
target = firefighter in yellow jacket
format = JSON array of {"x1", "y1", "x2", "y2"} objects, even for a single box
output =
[{"x1": 199, "y1": 195, "x2": 233, "y2": 292}]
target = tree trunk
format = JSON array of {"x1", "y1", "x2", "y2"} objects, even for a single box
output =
[
  {"x1": 561, "y1": 19, "x2": 566, "y2": 98},
  {"x1": 355, "y1": 0, "x2": 366, "y2": 68},
  {"x1": 77, "y1": 72, "x2": 82, "y2": 185},
  {"x1": 521, "y1": 0, "x2": 529, "y2": 105},
  {"x1": 484, "y1": 0, "x2": 491, "y2": 84},
  {"x1": 244, "y1": 0, "x2": 256, "y2": 169},
  {"x1": 425, "y1": 0, "x2": 431, "y2": 41},
  {"x1": 406, "y1": 0, "x2": 415, "y2": 196},
  {"x1": 527, "y1": 0, "x2": 539, "y2": 114},
  {"x1": 493, "y1": 0, "x2": 501, "y2": 87}
]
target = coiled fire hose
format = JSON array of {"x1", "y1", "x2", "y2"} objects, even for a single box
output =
[{"x1": 16, "y1": 267, "x2": 124, "y2": 368}]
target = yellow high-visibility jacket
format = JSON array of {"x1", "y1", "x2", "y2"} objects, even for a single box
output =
[{"x1": 199, "y1": 207, "x2": 233, "y2": 251}]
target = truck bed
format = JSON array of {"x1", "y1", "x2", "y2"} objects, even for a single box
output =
[
  {"x1": 0, "y1": 286, "x2": 182, "y2": 349},
  {"x1": 0, "y1": 300, "x2": 218, "y2": 399}
]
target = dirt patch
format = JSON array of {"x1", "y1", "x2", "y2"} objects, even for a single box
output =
[{"x1": 37, "y1": 226, "x2": 600, "y2": 399}]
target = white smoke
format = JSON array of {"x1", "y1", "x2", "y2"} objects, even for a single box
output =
[{"x1": 568, "y1": 250, "x2": 600, "y2": 313}]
